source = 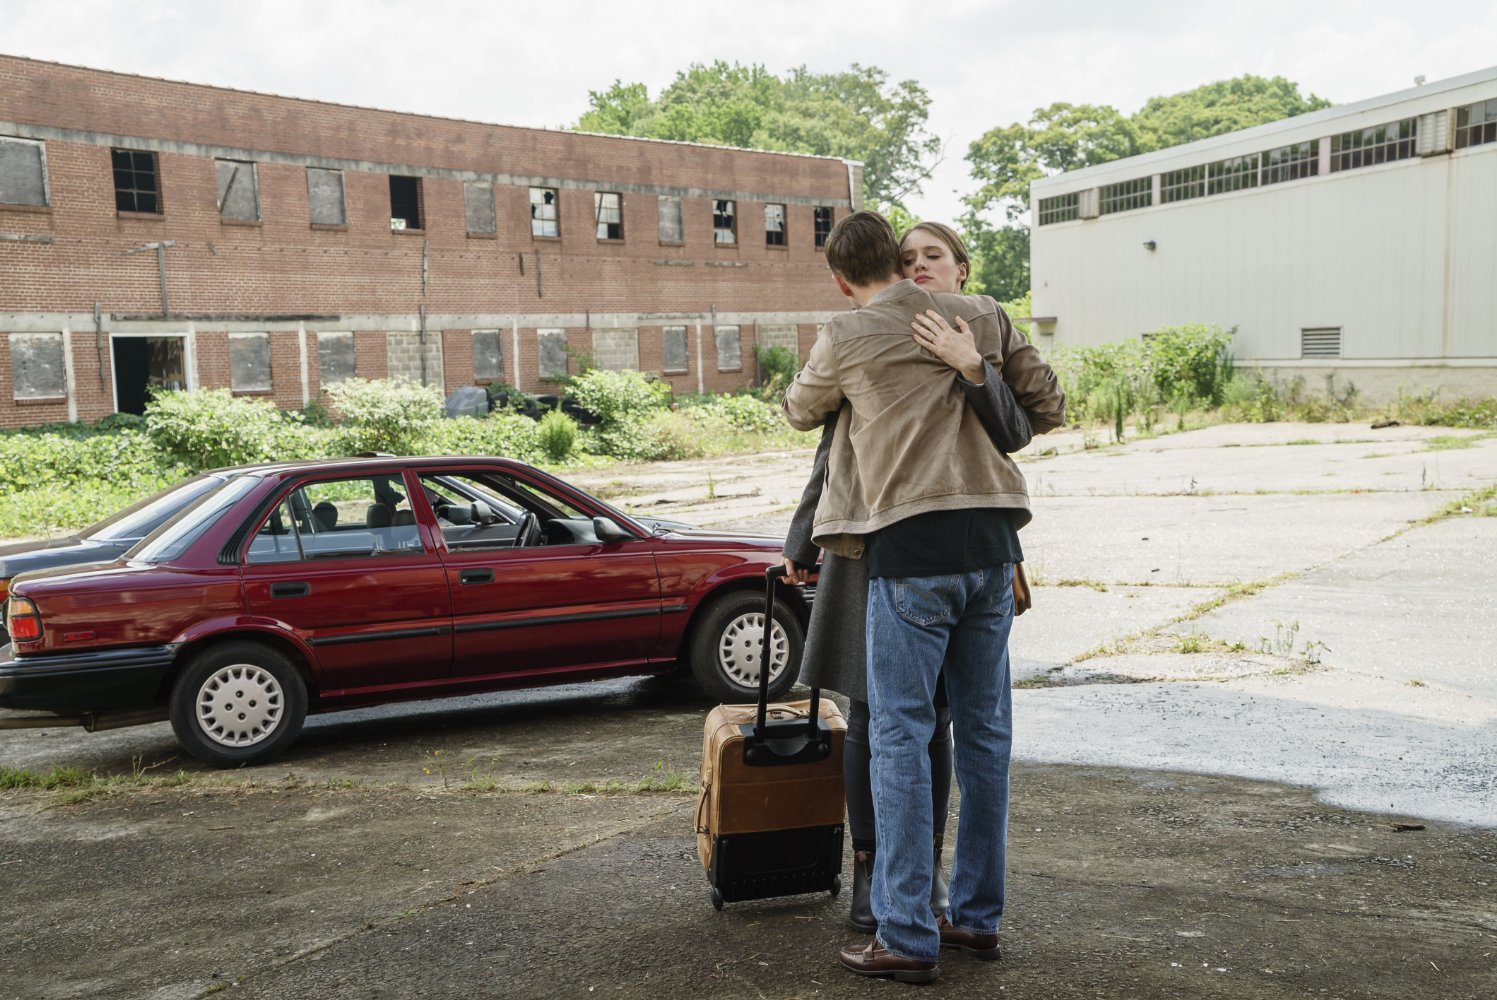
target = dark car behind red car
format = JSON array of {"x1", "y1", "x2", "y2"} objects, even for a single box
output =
[{"x1": 1, "y1": 456, "x2": 809, "y2": 767}]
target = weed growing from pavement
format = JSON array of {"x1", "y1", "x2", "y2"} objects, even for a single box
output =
[{"x1": 1419, "y1": 484, "x2": 1497, "y2": 523}]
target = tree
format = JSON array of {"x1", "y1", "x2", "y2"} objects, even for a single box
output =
[
  {"x1": 575, "y1": 62, "x2": 940, "y2": 210},
  {"x1": 961, "y1": 75, "x2": 1331, "y2": 301},
  {"x1": 1130, "y1": 75, "x2": 1332, "y2": 152}
]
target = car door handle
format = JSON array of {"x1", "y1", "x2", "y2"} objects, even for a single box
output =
[
  {"x1": 270, "y1": 581, "x2": 311, "y2": 598},
  {"x1": 459, "y1": 568, "x2": 494, "y2": 585}
]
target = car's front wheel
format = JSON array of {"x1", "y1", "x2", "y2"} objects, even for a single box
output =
[
  {"x1": 688, "y1": 589, "x2": 804, "y2": 703},
  {"x1": 169, "y1": 641, "x2": 308, "y2": 768}
]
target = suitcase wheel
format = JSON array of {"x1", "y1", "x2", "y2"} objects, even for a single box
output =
[
  {"x1": 829, "y1": 874, "x2": 841, "y2": 898},
  {"x1": 711, "y1": 887, "x2": 725, "y2": 911}
]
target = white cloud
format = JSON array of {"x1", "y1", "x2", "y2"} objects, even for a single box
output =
[{"x1": 1, "y1": 0, "x2": 1494, "y2": 224}]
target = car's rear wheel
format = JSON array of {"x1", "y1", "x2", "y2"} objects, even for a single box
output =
[
  {"x1": 169, "y1": 641, "x2": 308, "y2": 768},
  {"x1": 688, "y1": 589, "x2": 804, "y2": 703}
]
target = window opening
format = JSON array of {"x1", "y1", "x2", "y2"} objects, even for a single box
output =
[
  {"x1": 112, "y1": 149, "x2": 161, "y2": 214},
  {"x1": 713, "y1": 199, "x2": 736, "y2": 244},
  {"x1": 595, "y1": 192, "x2": 623, "y2": 240},
  {"x1": 531, "y1": 187, "x2": 559, "y2": 237},
  {"x1": 765, "y1": 203, "x2": 786, "y2": 246},
  {"x1": 389, "y1": 175, "x2": 422, "y2": 230}
]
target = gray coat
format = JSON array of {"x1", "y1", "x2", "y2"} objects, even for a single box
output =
[{"x1": 783, "y1": 359, "x2": 1033, "y2": 701}]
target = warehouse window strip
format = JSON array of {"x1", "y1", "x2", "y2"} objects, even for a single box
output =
[
  {"x1": 1099, "y1": 178, "x2": 1151, "y2": 215},
  {"x1": 1330, "y1": 118, "x2": 1417, "y2": 171},
  {"x1": 1036, "y1": 192, "x2": 1079, "y2": 225},
  {"x1": 1454, "y1": 98, "x2": 1497, "y2": 149}
]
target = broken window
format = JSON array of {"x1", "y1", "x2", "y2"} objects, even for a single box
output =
[
  {"x1": 215, "y1": 159, "x2": 260, "y2": 222},
  {"x1": 112, "y1": 149, "x2": 161, "y2": 214},
  {"x1": 317, "y1": 331, "x2": 355, "y2": 385},
  {"x1": 814, "y1": 207, "x2": 833, "y2": 249},
  {"x1": 531, "y1": 187, "x2": 559, "y2": 237},
  {"x1": 389, "y1": 175, "x2": 423, "y2": 230},
  {"x1": 464, "y1": 181, "x2": 496, "y2": 235},
  {"x1": 473, "y1": 329, "x2": 503, "y2": 380},
  {"x1": 715, "y1": 325, "x2": 741, "y2": 371},
  {"x1": 662, "y1": 326, "x2": 688, "y2": 374},
  {"x1": 658, "y1": 196, "x2": 683, "y2": 243},
  {"x1": 537, "y1": 328, "x2": 567, "y2": 379},
  {"x1": 765, "y1": 204, "x2": 786, "y2": 246},
  {"x1": 0, "y1": 136, "x2": 49, "y2": 207},
  {"x1": 713, "y1": 199, "x2": 736, "y2": 245},
  {"x1": 9, "y1": 332, "x2": 66, "y2": 399},
  {"x1": 307, "y1": 167, "x2": 346, "y2": 226},
  {"x1": 230, "y1": 333, "x2": 272, "y2": 392},
  {"x1": 595, "y1": 192, "x2": 623, "y2": 240}
]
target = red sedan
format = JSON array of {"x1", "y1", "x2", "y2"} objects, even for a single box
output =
[{"x1": 1, "y1": 457, "x2": 808, "y2": 767}]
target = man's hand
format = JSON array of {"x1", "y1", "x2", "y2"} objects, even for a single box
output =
[
  {"x1": 781, "y1": 557, "x2": 813, "y2": 586},
  {"x1": 912, "y1": 310, "x2": 985, "y2": 384}
]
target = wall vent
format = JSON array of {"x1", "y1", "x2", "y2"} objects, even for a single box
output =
[
  {"x1": 1301, "y1": 327, "x2": 1342, "y2": 358},
  {"x1": 1077, "y1": 188, "x2": 1100, "y2": 219},
  {"x1": 1417, "y1": 110, "x2": 1451, "y2": 156}
]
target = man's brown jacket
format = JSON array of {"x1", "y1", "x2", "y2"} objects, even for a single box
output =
[{"x1": 781, "y1": 279, "x2": 1066, "y2": 558}]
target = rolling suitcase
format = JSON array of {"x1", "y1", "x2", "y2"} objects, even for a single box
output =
[{"x1": 695, "y1": 565, "x2": 847, "y2": 910}]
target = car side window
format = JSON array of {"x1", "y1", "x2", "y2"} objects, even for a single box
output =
[
  {"x1": 245, "y1": 476, "x2": 424, "y2": 564},
  {"x1": 420, "y1": 474, "x2": 527, "y2": 551}
]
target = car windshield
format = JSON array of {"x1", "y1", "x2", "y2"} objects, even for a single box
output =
[
  {"x1": 129, "y1": 476, "x2": 261, "y2": 564},
  {"x1": 89, "y1": 475, "x2": 226, "y2": 541}
]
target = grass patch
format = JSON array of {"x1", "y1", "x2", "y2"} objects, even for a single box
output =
[
  {"x1": 1052, "y1": 578, "x2": 1110, "y2": 592},
  {"x1": 1418, "y1": 484, "x2": 1497, "y2": 524},
  {"x1": 1285, "y1": 438, "x2": 1321, "y2": 446},
  {"x1": 1424, "y1": 434, "x2": 1477, "y2": 451}
]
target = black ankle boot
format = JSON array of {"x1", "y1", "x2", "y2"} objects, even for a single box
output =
[
  {"x1": 930, "y1": 836, "x2": 950, "y2": 916},
  {"x1": 850, "y1": 849, "x2": 876, "y2": 933}
]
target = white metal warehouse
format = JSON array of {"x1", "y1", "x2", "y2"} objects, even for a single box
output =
[{"x1": 1029, "y1": 67, "x2": 1497, "y2": 401}]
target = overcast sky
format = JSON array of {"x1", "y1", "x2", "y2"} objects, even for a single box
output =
[{"x1": 3, "y1": 0, "x2": 1496, "y2": 222}]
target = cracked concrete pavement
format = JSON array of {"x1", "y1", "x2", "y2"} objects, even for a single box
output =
[{"x1": 3, "y1": 420, "x2": 1495, "y2": 998}]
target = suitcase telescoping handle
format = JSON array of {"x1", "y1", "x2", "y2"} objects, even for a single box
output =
[{"x1": 745, "y1": 565, "x2": 828, "y2": 766}]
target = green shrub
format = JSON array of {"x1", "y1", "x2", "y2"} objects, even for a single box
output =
[
  {"x1": 324, "y1": 377, "x2": 443, "y2": 455},
  {"x1": 567, "y1": 369, "x2": 670, "y2": 428},
  {"x1": 1143, "y1": 324, "x2": 1235, "y2": 405},
  {"x1": 0, "y1": 430, "x2": 176, "y2": 497},
  {"x1": 588, "y1": 410, "x2": 712, "y2": 462},
  {"x1": 755, "y1": 345, "x2": 800, "y2": 399},
  {"x1": 536, "y1": 409, "x2": 578, "y2": 461},
  {"x1": 420, "y1": 412, "x2": 543, "y2": 462},
  {"x1": 1051, "y1": 340, "x2": 1149, "y2": 422},
  {"x1": 145, "y1": 389, "x2": 294, "y2": 468},
  {"x1": 690, "y1": 393, "x2": 784, "y2": 434}
]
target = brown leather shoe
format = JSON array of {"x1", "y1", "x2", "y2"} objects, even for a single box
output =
[
  {"x1": 838, "y1": 940, "x2": 938, "y2": 983},
  {"x1": 937, "y1": 914, "x2": 1002, "y2": 960}
]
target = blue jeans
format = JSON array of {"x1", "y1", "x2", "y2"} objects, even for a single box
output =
[{"x1": 865, "y1": 565, "x2": 1014, "y2": 963}]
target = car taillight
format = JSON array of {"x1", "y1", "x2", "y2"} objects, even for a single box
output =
[{"x1": 6, "y1": 596, "x2": 42, "y2": 642}]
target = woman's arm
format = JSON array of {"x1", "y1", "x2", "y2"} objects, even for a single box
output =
[
  {"x1": 912, "y1": 309, "x2": 1035, "y2": 454},
  {"x1": 781, "y1": 412, "x2": 837, "y2": 581}
]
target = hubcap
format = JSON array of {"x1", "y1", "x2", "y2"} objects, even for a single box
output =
[
  {"x1": 195, "y1": 664, "x2": 284, "y2": 748},
  {"x1": 717, "y1": 612, "x2": 789, "y2": 689}
]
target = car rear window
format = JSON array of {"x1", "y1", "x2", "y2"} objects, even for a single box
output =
[
  {"x1": 91, "y1": 476, "x2": 225, "y2": 541},
  {"x1": 130, "y1": 477, "x2": 260, "y2": 564}
]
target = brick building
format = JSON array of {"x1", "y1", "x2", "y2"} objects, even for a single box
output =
[{"x1": 0, "y1": 55, "x2": 860, "y2": 429}]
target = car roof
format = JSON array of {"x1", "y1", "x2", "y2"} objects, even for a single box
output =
[{"x1": 213, "y1": 455, "x2": 537, "y2": 479}]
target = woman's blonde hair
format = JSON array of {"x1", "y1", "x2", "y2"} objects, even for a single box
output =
[{"x1": 899, "y1": 221, "x2": 972, "y2": 291}]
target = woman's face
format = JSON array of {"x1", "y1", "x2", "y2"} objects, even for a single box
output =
[{"x1": 900, "y1": 228, "x2": 968, "y2": 293}]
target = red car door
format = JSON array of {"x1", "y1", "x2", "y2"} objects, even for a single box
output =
[
  {"x1": 417, "y1": 469, "x2": 662, "y2": 682},
  {"x1": 239, "y1": 472, "x2": 453, "y2": 697}
]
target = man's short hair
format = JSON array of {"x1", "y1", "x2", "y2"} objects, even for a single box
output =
[{"x1": 825, "y1": 210, "x2": 902, "y2": 287}]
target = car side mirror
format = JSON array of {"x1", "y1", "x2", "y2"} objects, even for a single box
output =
[
  {"x1": 592, "y1": 516, "x2": 630, "y2": 542},
  {"x1": 471, "y1": 501, "x2": 500, "y2": 526}
]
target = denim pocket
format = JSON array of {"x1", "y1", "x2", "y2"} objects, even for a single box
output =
[
  {"x1": 985, "y1": 564, "x2": 1015, "y2": 616},
  {"x1": 893, "y1": 576, "x2": 960, "y2": 627}
]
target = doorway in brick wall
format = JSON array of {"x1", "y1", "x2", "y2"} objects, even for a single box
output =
[{"x1": 111, "y1": 333, "x2": 193, "y2": 415}]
